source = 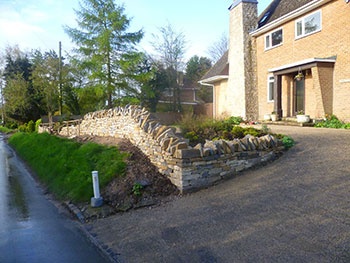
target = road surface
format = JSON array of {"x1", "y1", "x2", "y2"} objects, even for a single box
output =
[{"x1": 0, "y1": 134, "x2": 109, "y2": 263}]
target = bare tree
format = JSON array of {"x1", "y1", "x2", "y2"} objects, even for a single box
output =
[
  {"x1": 151, "y1": 23, "x2": 187, "y2": 112},
  {"x1": 207, "y1": 32, "x2": 228, "y2": 63}
]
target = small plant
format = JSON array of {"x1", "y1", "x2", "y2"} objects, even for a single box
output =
[
  {"x1": 315, "y1": 114, "x2": 347, "y2": 129},
  {"x1": 27, "y1": 120, "x2": 35, "y2": 133},
  {"x1": 282, "y1": 136, "x2": 295, "y2": 149},
  {"x1": 261, "y1": 124, "x2": 271, "y2": 134},
  {"x1": 297, "y1": 110, "x2": 305, "y2": 115},
  {"x1": 35, "y1": 119, "x2": 42, "y2": 132},
  {"x1": 132, "y1": 182, "x2": 143, "y2": 196},
  {"x1": 231, "y1": 125, "x2": 245, "y2": 138},
  {"x1": 18, "y1": 123, "x2": 27, "y2": 132}
]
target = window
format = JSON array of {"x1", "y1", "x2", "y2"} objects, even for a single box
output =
[
  {"x1": 295, "y1": 10, "x2": 321, "y2": 38},
  {"x1": 265, "y1": 28, "x2": 283, "y2": 50},
  {"x1": 267, "y1": 75, "x2": 274, "y2": 102}
]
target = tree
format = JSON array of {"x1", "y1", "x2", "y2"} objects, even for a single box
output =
[
  {"x1": 185, "y1": 55, "x2": 212, "y2": 87},
  {"x1": 31, "y1": 50, "x2": 61, "y2": 124},
  {"x1": 207, "y1": 32, "x2": 228, "y2": 63},
  {"x1": 2, "y1": 47, "x2": 44, "y2": 123},
  {"x1": 65, "y1": 0, "x2": 143, "y2": 108},
  {"x1": 139, "y1": 60, "x2": 168, "y2": 112},
  {"x1": 185, "y1": 55, "x2": 212, "y2": 103},
  {"x1": 151, "y1": 23, "x2": 187, "y2": 112}
]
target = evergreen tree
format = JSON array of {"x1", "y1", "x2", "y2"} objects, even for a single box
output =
[
  {"x1": 65, "y1": 0, "x2": 143, "y2": 108},
  {"x1": 2, "y1": 48, "x2": 44, "y2": 122}
]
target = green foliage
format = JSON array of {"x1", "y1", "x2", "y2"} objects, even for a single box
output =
[
  {"x1": 224, "y1": 116, "x2": 243, "y2": 126},
  {"x1": 185, "y1": 56, "x2": 212, "y2": 87},
  {"x1": 315, "y1": 115, "x2": 350, "y2": 129},
  {"x1": 35, "y1": 119, "x2": 42, "y2": 132},
  {"x1": 180, "y1": 115, "x2": 266, "y2": 146},
  {"x1": 0, "y1": 126, "x2": 13, "y2": 133},
  {"x1": 64, "y1": 0, "x2": 143, "y2": 108},
  {"x1": 282, "y1": 136, "x2": 295, "y2": 149},
  {"x1": 27, "y1": 120, "x2": 35, "y2": 133},
  {"x1": 8, "y1": 133, "x2": 127, "y2": 202},
  {"x1": 2, "y1": 48, "x2": 44, "y2": 122},
  {"x1": 115, "y1": 96, "x2": 140, "y2": 107},
  {"x1": 132, "y1": 182, "x2": 143, "y2": 196},
  {"x1": 231, "y1": 126, "x2": 245, "y2": 138},
  {"x1": 18, "y1": 124, "x2": 27, "y2": 132},
  {"x1": 17, "y1": 121, "x2": 36, "y2": 133}
]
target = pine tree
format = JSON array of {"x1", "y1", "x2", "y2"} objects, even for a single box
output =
[{"x1": 65, "y1": 0, "x2": 143, "y2": 108}]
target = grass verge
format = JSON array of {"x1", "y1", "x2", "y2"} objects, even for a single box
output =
[
  {"x1": 0, "y1": 126, "x2": 14, "y2": 133},
  {"x1": 8, "y1": 132, "x2": 127, "y2": 202}
]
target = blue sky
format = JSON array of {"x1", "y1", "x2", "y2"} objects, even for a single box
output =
[{"x1": 0, "y1": 0, "x2": 271, "y2": 60}]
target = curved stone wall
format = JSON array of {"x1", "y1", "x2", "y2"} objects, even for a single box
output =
[{"x1": 40, "y1": 105, "x2": 283, "y2": 192}]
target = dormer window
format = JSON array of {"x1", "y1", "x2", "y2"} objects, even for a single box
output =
[
  {"x1": 265, "y1": 28, "x2": 283, "y2": 50},
  {"x1": 295, "y1": 10, "x2": 322, "y2": 39}
]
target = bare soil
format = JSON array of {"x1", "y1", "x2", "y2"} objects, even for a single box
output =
[{"x1": 72, "y1": 135, "x2": 180, "y2": 218}]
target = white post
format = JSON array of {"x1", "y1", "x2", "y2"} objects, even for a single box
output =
[
  {"x1": 91, "y1": 171, "x2": 103, "y2": 207},
  {"x1": 92, "y1": 171, "x2": 100, "y2": 199}
]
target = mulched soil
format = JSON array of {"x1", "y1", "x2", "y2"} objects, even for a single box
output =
[{"x1": 72, "y1": 135, "x2": 180, "y2": 219}]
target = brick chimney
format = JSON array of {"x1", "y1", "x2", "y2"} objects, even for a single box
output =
[{"x1": 227, "y1": 0, "x2": 258, "y2": 120}]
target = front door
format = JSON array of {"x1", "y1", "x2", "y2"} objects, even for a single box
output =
[{"x1": 294, "y1": 79, "x2": 305, "y2": 115}]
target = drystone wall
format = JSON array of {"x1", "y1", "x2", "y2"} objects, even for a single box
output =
[{"x1": 39, "y1": 105, "x2": 283, "y2": 192}]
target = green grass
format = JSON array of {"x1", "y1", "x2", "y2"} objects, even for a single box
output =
[
  {"x1": 0, "y1": 126, "x2": 14, "y2": 133},
  {"x1": 8, "y1": 132, "x2": 127, "y2": 202}
]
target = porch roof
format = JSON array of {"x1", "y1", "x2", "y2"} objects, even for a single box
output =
[{"x1": 268, "y1": 57, "x2": 336, "y2": 75}]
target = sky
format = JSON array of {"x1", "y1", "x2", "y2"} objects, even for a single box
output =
[{"x1": 0, "y1": 0, "x2": 271, "y2": 60}]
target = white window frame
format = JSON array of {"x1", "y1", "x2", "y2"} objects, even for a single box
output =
[
  {"x1": 295, "y1": 10, "x2": 322, "y2": 39},
  {"x1": 267, "y1": 75, "x2": 275, "y2": 102},
  {"x1": 264, "y1": 27, "x2": 283, "y2": 50}
]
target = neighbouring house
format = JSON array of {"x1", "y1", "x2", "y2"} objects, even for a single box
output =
[{"x1": 200, "y1": 0, "x2": 350, "y2": 121}]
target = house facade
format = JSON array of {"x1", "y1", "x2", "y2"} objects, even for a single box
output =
[{"x1": 201, "y1": 0, "x2": 350, "y2": 121}]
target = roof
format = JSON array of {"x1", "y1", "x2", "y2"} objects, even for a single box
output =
[
  {"x1": 258, "y1": 0, "x2": 314, "y2": 28},
  {"x1": 268, "y1": 57, "x2": 337, "y2": 74},
  {"x1": 200, "y1": 50, "x2": 229, "y2": 84}
]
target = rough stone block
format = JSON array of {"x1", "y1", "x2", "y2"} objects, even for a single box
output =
[{"x1": 174, "y1": 149, "x2": 201, "y2": 159}]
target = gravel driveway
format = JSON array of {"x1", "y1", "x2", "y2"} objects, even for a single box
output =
[{"x1": 88, "y1": 125, "x2": 350, "y2": 263}]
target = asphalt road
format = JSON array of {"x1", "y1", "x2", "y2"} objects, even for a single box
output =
[
  {"x1": 0, "y1": 135, "x2": 110, "y2": 263},
  {"x1": 89, "y1": 126, "x2": 350, "y2": 263}
]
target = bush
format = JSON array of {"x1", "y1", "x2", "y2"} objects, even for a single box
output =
[
  {"x1": 0, "y1": 126, "x2": 13, "y2": 133},
  {"x1": 18, "y1": 124, "x2": 27, "y2": 132},
  {"x1": 315, "y1": 115, "x2": 349, "y2": 129},
  {"x1": 282, "y1": 136, "x2": 295, "y2": 149},
  {"x1": 27, "y1": 120, "x2": 35, "y2": 133},
  {"x1": 35, "y1": 119, "x2": 42, "y2": 132},
  {"x1": 231, "y1": 126, "x2": 245, "y2": 138},
  {"x1": 9, "y1": 133, "x2": 127, "y2": 202},
  {"x1": 179, "y1": 115, "x2": 276, "y2": 146}
]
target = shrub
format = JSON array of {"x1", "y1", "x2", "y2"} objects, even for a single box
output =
[
  {"x1": 27, "y1": 120, "x2": 35, "y2": 133},
  {"x1": 231, "y1": 126, "x2": 245, "y2": 138},
  {"x1": 282, "y1": 136, "x2": 295, "y2": 149},
  {"x1": 35, "y1": 119, "x2": 42, "y2": 132},
  {"x1": 178, "y1": 115, "x2": 279, "y2": 146},
  {"x1": 18, "y1": 124, "x2": 27, "y2": 132},
  {"x1": 315, "y1": 115, "x2": 348, "y2": 129},
  {"x1": 0, "y1": 126, "x2": 13, "y2": 133}
]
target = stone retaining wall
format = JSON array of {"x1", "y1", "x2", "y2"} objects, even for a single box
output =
[{"x1": 39, "y1": 105, "x2": 283, "y2": 192}]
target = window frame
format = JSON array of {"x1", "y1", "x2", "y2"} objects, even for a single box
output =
[
  {"x1": 295, "y1": 10, "x2": 322, "y2": 39},
  {"x1": 264, "y1": 27, "x2": 283, "y2": 50},
  {"x1": 267, "y1": 75, "x2": 275, "y2": 102}
]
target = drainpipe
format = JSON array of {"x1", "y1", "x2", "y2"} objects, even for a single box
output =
[{"x1": 199, "y1": 81, "x2": 216, "y2": 119}]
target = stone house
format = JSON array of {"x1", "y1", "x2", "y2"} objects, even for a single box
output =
[{"x1": 200, "y1": 0, "x2": 350, "y2": 121}]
